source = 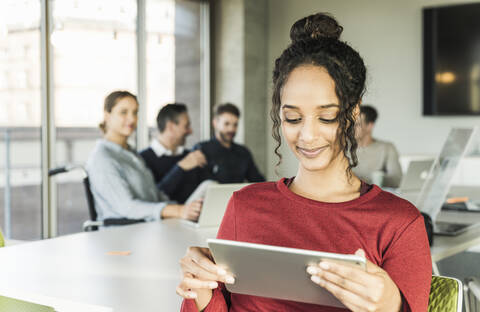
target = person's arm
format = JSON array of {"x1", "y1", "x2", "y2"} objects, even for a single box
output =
[
  {"x1": 89, "y1": 166, "x2": 165, "y2": 221},
  {"x1": 140, "y1": 150, "x2": 187, "y2": 197},
  {"x1": 379, "y1": 214, "x2": 432, "y2": 311},
  {"x1": 179, "y1": 194, "x2": 237, "y2": 311},
  {"x1": 157, "y1": 164, "x2": 186, "y2": 197},
  {"x1": 159, "y1": 151, "x2": 208, "y2": 197},
  {"x1": 193, "y1": 143, "x2": 215, "y2": 181},
  {"x1": 307, "y1": 214, "x2": 431, "y2": 311},
  {"x1": 383, "y1": 143, "x2": 403, "y2": 188},
  {"x1": 245, "y1": 150, "x2": 265, "y2": 182},
  {"x1": 161, "y1": 200, "x2": 202, "y2": 221}
]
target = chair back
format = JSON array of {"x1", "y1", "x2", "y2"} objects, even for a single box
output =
[
  {"x1": 82, "y1": 176, "x2": 97, "y2": 222},
  {"x1": 428, "y1": 275, "x2": 463, "y2": 312},
  {"x1": 464, "y1": 277, "x2": 480, "y2": 312},
  {"x1": 82, "y1": 175, "x2": 145, "y2": 230},
  {"x1": 0, "y1": 295, "x2": 55, "y2": 312}
]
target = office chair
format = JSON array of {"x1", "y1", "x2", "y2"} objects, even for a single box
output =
[
  {"x1": 0, "y1": 295, "x2": 55, "y2": 312},
  {"x1": 428, "y1": 275, "x2": 463, "y2": 312},
  {"x1": 464, "y1": 277, "x2": 480, "y2": 312},
  {"x1": 49, "y1": 166, "x2": 145, "y2": 232}
]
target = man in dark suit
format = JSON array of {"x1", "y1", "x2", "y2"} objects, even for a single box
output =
[
  {"x1": 194, "y1": 103, "x2": 265, "y2": 183},
  {"x1": 140, "y1": 103, "x2": 208, "y2": 203}
]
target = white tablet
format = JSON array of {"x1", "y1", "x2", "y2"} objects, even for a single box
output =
[{"x1": 207, "y1": 238, "x2": 366, "y2": 308}]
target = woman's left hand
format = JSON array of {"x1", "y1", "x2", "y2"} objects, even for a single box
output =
[{"x1": 306, "y1": 249, "x2": 402, "y2": 312}]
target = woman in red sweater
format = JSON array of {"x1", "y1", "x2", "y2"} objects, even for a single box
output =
[{"x1": 176, "y1": 13, "x2": 431, "y2": 312}]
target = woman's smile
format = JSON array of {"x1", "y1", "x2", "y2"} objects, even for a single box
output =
[{"x1": 296, "y1": 145, "x2": 329, "y2": 158}]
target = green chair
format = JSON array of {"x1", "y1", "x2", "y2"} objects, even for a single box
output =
[
  {"x1": 0, "y1": 295, "x2": 55, "y2": 312},
  {"x1": 428, "y1": 275, "x2": 463, "y2": 312},
  {"x1": 0, "y1": 228, "x2": 4, "y2": 248}
]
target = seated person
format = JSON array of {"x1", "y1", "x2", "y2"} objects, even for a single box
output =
[
  {"x1": 86, "y1": 91, "x2": 201, "y2": 222},
  {"x1": 194, "y1": 103, "x2": 265, "y2": 183},
  {"x1": 176, "y1": 13, "x2": 431, "y2": 312},
  {"x1": 353, "y1": 105, "x2": 403, "y2": 187},
  {"x1": 140, "y1": 103, "x2": 210, "y2": 204}
]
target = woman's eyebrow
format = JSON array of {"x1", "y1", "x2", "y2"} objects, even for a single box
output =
[
  {"x1": 317, "y1": 104, "x2": 339, "y2": 109},
  {"x1": 282, "y1": 104, "x2": 339, "y2": 109}
]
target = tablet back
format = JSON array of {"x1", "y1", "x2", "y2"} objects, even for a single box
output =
[{"x1": 208, "y1": 239, "x2": 366, "y2": 308}]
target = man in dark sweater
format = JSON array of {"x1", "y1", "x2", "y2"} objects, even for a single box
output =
[
  {"x1": 140, "y1": 104, "x2": 209, "y2": 203},
  {"x1": 194, "y1": 103, "x2": 265, "y2": 183}
]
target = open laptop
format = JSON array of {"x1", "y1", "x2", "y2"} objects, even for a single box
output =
[
  {"x1": 415, "y1": 127, "x2": 480, "y2": 235},
  {"x1": 398, "y1": 159, "x2": 434, "y2": 193},
  {"x1": 183, "y1": 183, "x2": 250, "y2": 228},
  {"x1": 385, "y1": 159, "x2": 434, "y2": 204}
]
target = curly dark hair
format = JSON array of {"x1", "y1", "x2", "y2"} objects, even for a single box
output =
[{"x1": 271, "y1": 12, "x2": 366, "y2": 178}]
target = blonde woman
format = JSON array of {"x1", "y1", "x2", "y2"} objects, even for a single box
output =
[{"x1": 86, "y1": 91, "x2": 201, "y2": 222}]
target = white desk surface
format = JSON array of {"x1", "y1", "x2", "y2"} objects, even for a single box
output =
[
  {"x1": 431, "y1": 224, "x2": 480, "y2": 263},
  {"x1": 0, "y1": 220, "x2": 218, "y2": 312},
  {"x1": 1, "y1": 210, "x2": 479, "y2": 311},
  {"x1": 395, "y1": 187, "x2": 480, "y2": 261}
]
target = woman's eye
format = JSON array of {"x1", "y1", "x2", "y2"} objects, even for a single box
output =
[
  {"x1": 285, "y1": 117, "x2": 301, "y2": 123},
  {"x1": 319, "y1": 115, "x2": 338, "y2": 123}
]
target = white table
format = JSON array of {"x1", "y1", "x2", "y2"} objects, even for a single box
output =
[
  {"x1": 431, "y1": 210, "x2": 480, "y2": 275},
  {"x1": 0, "y1": 220, "x2": 218, "y2": 312},
  {"x1": 396, "y1": 187, "x2": 480, "y2": 274},
  {"x1": 1, "y1": 212, "x2": 479, "y2": 310}
]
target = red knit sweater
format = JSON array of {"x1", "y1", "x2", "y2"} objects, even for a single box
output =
[{"x1": 182, "y1": 179, "x2": 432, "y2": 311}]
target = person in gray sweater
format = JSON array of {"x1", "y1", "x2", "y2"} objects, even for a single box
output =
[
  {"x1": 86, "y1": 91, "x2": 202, "y2": 222},
  {"x1": 353, "y1": 105, "x2": 403, "y2": 188}
]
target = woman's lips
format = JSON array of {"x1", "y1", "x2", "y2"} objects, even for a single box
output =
[{"x1": 296, "y1": 145, "x2": 328, "y2": 158}]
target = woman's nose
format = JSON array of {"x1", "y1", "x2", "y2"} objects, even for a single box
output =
[{"x1": 298, "y1": 117, "x2": 318, "y2": 144}]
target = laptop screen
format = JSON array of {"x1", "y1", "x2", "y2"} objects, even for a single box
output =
[{"x1": 416, "y1": 127, "x2": 479, "y2": 221}]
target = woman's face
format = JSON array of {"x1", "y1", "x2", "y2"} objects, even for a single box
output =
[
  {"x1": 280, "y1": 65, "x2": 343, "y2": 172},
  {"x1": 105, "y1": 96, "x2": 138, "y2": 138}
]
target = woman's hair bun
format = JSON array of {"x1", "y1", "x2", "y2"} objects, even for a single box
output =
[{"x1": 289, "y1": 12, "x2": 343, "y2": 43}]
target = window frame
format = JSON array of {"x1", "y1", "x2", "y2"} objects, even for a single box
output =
[{"x1": 34, "y1": 0, "x2": 211, "y2": 238}]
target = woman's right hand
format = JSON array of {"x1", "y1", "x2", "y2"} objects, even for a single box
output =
[{"x1": 176, "y1": 247, "x2": 235, "y2": 311}]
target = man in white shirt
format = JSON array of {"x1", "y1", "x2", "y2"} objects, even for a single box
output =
[{"x1": 140, "y1": 103, "x2": 209, "y2": 203}]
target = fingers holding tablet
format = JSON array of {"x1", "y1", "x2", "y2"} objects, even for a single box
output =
[
  {"x1": 177, "y1": 246, "x2": 235, "y2": 303},
  {"x1": 187, "y1": 247, "x2": 235, "y2": 283},
  {"x1": 307, "y1": 249, "x2": 402, "y2": 312},
  {"x1": 307, "y1": 264, "x2": 367, "y2": 296}
]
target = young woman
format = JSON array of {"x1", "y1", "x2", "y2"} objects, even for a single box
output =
[
  {"x1": 176, "y1": 13, "x2": 431, "y2": 312},
  {"x1": 86, "y1": 91, "x2": 201, "y2": 222}
]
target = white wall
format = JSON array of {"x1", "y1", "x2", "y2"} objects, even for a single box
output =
[{"x1": 266, "y1": 0, "x2": 480, "y2": 180}]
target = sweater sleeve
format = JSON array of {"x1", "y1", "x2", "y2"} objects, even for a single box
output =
[
  {"x1": 382, "y1": 214, "x2": 432, "y2": 312},
  {"x1": 180, "y1": 195, "x2": 237, "y2": 311},
  {"x1": 88, "y1": 166, "x2": 165, "y2": 221},
  {"x1": 157, "y1": 164, "x2": 186, "y2": 196}
]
